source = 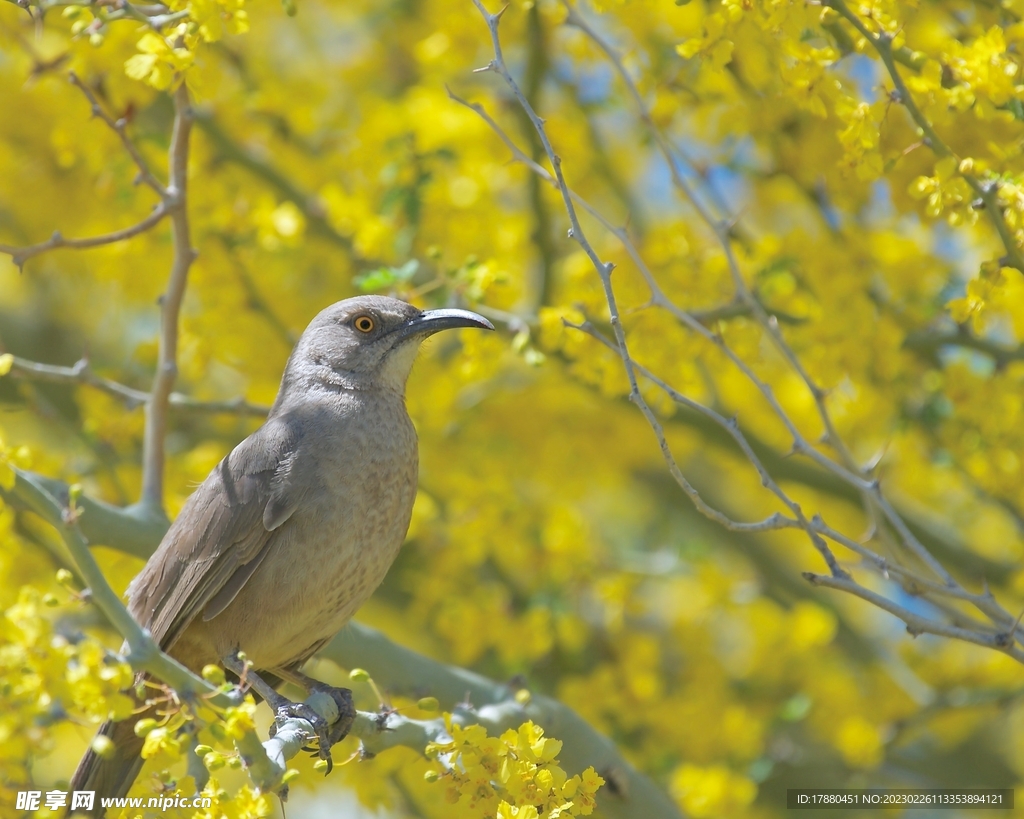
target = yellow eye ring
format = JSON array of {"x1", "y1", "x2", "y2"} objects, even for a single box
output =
[{"x1": 353, "y1": 315, "x2": 376, "y2": 333}]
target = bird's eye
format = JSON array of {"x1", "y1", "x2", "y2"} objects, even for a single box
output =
[{"x1": 353, "y1": 315, "x2": 376, "y2": 333}]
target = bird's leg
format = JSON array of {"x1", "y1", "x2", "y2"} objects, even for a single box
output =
[
  {"x1": 272, "y1": 665, "x2": 355, "y2": 748},
  {"x1": 222, "y1": 653, "x2": 335, "y2": 769}
]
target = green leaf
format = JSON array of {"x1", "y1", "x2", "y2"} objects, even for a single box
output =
[{"x1": 353, "y1": 260, "x2": 420, "y2": 293}]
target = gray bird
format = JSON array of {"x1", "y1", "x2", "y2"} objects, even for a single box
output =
[{"x1": 70, "y1": 295, "x2": 493, "y2": 812}]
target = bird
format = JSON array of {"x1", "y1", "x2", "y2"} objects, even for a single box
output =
[{"x1": 69, "y1": 295, "x2": 493, "y2": 814}]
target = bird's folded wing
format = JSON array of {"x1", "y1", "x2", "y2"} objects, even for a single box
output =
[{"x1": 126, "y1": 418, "x2": 302, "y2": 651}]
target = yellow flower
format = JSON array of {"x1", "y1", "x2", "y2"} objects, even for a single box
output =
[{"x1": 125, "y1": 31, "x2": 194, "y2": 90}]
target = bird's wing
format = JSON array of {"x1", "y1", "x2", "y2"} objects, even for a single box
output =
[{"x1": 126, "y1": 416, "x2": 304, "y2": 651}]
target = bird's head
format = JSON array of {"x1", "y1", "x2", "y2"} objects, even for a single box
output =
[{"x1": 286, "y1": 295, "x2": 493, "y2": 394}]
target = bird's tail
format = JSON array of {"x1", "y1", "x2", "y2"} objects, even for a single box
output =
[{"x1": 68, "y1": 716, "x2": 145, "y2": 817}]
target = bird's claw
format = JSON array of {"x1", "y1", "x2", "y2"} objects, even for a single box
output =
[
  {"x1": 273, "y1": 701, "x2": 334, "y2": 771},
  {"x1": 311, "y1": 684, "x2": 355, "y2": 747},
  {"x1": 271, "y1": 687, "x2": 354, "y2": 775}
]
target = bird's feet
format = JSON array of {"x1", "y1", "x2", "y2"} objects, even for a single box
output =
[
  {"x1": 271, "y1": 699, "x2": 334, "y2": 767},
  {"x1": 269, "y1": 686, "x2": 355, "y2": 774},
  {"x1": 309, "y1": 683, "x2": 356, "y2": 748}
]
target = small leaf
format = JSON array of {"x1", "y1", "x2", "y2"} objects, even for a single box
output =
[{"x1": 353, "y1": 260, "x2": 419, "y2": 292}]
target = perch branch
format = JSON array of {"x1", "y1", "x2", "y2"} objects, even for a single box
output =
[
  {"x1": 9, "y1": 467, "x2": 241, "y2": 705},
  {"x1": 0, "y1": 472, "x2": 681, "y2": 817}
]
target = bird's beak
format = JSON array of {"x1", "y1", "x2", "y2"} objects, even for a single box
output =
[{"x1": 389, "y1": 308, "x2": 494, "y2": 344}]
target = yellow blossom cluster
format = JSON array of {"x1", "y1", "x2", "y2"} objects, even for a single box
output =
[
  {"x1": 1, "y1": 586, "x2": 132, "y2": 806},
  {"x1": 425, "y1": 718, "x2": 603, "y2": 819}
]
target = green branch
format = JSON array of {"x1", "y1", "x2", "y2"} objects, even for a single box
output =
[
  {"x1": 1, "y1": 471, "x2": 683, "y2": 818},
  {"x1": 8, "y1": 468, "x2": 238, "y2": 707}
]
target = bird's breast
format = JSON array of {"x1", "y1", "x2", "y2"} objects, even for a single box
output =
[{"x1": 199, "y1": 395, "x2": 419, "y2": 671}]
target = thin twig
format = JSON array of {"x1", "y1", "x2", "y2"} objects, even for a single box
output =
[
  {"x1": 68, "y1": 71, "x2": 167, "y2": 197},
  {"x1": 139, "y1": 83, "x2": 196, "y2": 513},
  {"x1": 4, "y1": 354, "x2": 270, "y2": 416},
  {"x1": 1, "y1": 70, "x2": 170, "y2": 268},
  {"x1": 465, "y1": 2, "x2": 1024, "y2": 654},
  {"x1": 803, "y1": 572, "x2": 1024, "y2": 662},
  {"x1": 560, "y1": 6, "x2": 921, "y2": 584},
  {"x1": 0, "y1": 206, "x2": 167, "y2": 267},
  {"x1": 457, "y1": 82, "x2": 961, "y2": 584},
  {"x1": 564, "y1": 2, "x2": 865, "y2": 474},
  {"x1": 471, "y1": 0, "x2": 850, "y2": 578},
  {"x1": 576, "y1": 318, "x2": 1018, "y2": 619}
]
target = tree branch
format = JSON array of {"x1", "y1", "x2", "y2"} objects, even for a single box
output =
[
  {"x1": 470, "y1": 0, "x2": 847, "y2": 579},
  {"x1": 0, "y1": 206, "x2": 168, "y2": 268},
  {"x1": 565, "y1": 3, "x2": 866, "y2": 479},
  {"x1": 453, "y1": 88, "x2": 1017, "y2": 582},
  {"x1": 8, "y1": 467, "x2": 241, "y2": 705},
  {"x1": 466, "y1": 0, "x2": 1024, "y2": 659},
  {"x1": 139, "y1": 83, "x2": 196, "y2": 514},
  {"x1": 0, "y1": 71, "x2": 172, "y2": 268},
  {"x1": 802, "y1": 572, "x2": 1024, "y2": 662},
  {"x1": 68, "y1": 71, "x2": 168, "y2": 197},
  {"x1": 4, "y1": 354, "x2": 271, "y2": 416},
  {"x1": 2, "y1": 467, "x2": 681, "y2": 816}
]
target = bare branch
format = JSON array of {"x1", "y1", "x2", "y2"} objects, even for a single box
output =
[
  {"x1": 0, "y1": 71, "x2": 171, "y2": 267},
  {"x1": 140, "y1": 83, "x2": 197, "y2": 513},
  {"x1": 3, "y1": 354, "x2": 270, "y2": 416},
  {"x1": 570, "y1": 320, "x2": 802, "y2": 532},
  {"x1": 457, "y1": 80, "x2": 964, "y2": 584},
  {"x1": 465, "y1": 2, "x2": 1024, "y2": 659},
  {"x1": 68, "y1": 71, "x2": 168, "y2": 197},
  {"x1": 576, "y1": 319, "x2": 1024, "y2": 645},
  {"x1": 803, "y1": 572, "x2": 1024, "y2": 662},
  {"x1": 563, "y1": 2, "x2": 865, "y2": 475},
  {"x1": 0, "y1": 206, "x2": 167, "y2": 268},
  {"x1": 470, "y1": 0, "x2": 850, "y2": 578}
]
